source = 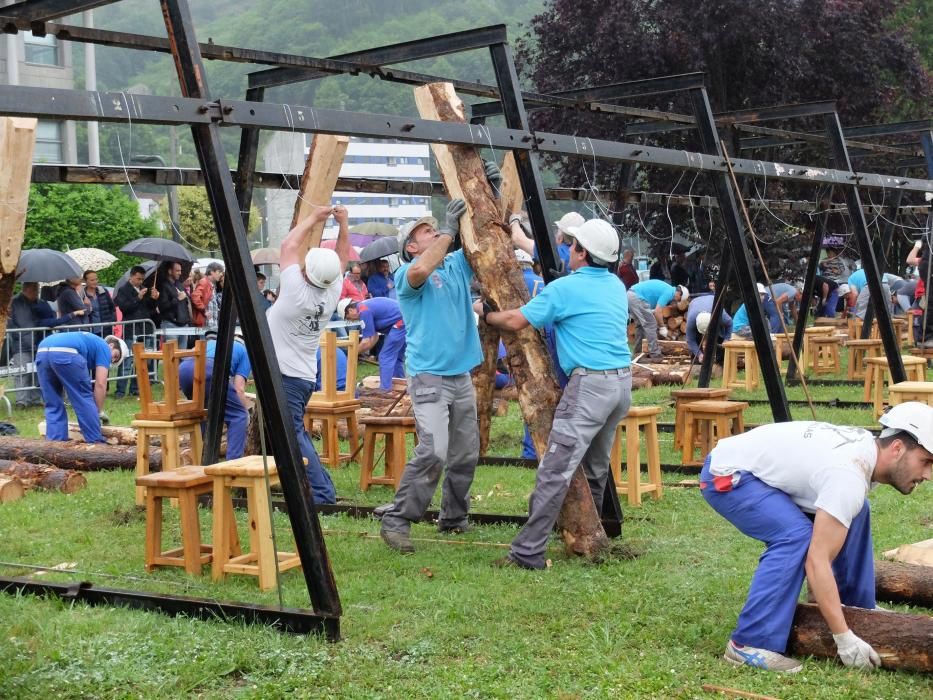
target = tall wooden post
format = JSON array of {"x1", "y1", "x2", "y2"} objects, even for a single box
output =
[{"x1": 290, "y1": 134, "x2": 350, "y2": 259}]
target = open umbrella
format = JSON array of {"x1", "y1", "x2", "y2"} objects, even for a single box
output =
[
  {"x1": 359, "y1": 236, "x2": 399, "y2": 263},
  {"x1": 320, "y1": 239, "x2": 361, "y2": 261},
  {"x1": 251, "y1": 247, "x2": 280, "y2": 265},
  {"x1": 193, "y1": 257, "x2": 224, "y2": 272},
  {"x1": 16, "y1": 249, "x2": 83, "y2": 283},
  {"x1": 66, "y1": 247, "x2": 118, "y2": 272},
  {"x1": 114, "y1": 260, "x2": 158, "y2": 292},
  {"x1": 350, "y1": 222, "x2": 398, "y2": 237},
  {"x1": 119, "y1": 237, "x2": 193, "y2": 263}
]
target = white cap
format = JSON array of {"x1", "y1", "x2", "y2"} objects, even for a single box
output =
[
  {"x1": 514, "y1": 248, "x2": 533, "y2": 264},
  {"x1": 554, "y1": 211, "x2": 585, "y2": 234},
  {"x1": 564, "y1": 219, "x2": 619, "y2": 264},
  {"x1": 677, "y1": 285, "x2": 690, "y2": 302},
  {"x1": 304, "y1": 248, "x2": 342, "y2": 288},
  {"x1": 105, "y1": 335, "x2": 129, "y2": 364},
  {"x1": 696, "y1": 312, "x2": 711, "y2": 334},
  {"x1": 337, "y1": 297, "x2": 355, "y2": 318},
  {"x1": 756, "y1": 283, "x2": 767, "y2": 295},
  {"x1": 397, "y1": 215, "x2": 439, "y2": 262},
  {"x1": 837, "y1": 283, "x2": 850, "y2": 296},
  {"x1": 879, "y1": 401, "x2": 933, "y2": 453}
]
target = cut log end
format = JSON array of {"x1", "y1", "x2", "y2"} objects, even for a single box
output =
[{"x1": 0, "y1": 475, "x2": 25, "y2": 503}]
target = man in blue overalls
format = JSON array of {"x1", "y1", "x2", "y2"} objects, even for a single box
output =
[
  {"x1": 337, "y1": 296, "x2": 406, "y2": 391},
  {"x1": 481, "y1": 218, "x2": 632, "y2": 570},
  {"x1": 36, "y1": 331, "x2": 128, "y2": 444},
  {"x1": 179, "y1": 330, "x2": 252, "y2": 460},
  {"x1": 700, "y1": 402, "x2": 933, "y2": 672}
]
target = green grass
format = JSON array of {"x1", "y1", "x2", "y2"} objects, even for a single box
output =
[{"x1": 0, "y1": 362, "x2": 931, "y2": 698}]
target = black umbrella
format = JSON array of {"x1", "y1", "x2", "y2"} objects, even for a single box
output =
[
  {"x1": 15, "y1": 249, "x2": 83, "y2": 283},
  {"x1": 119, "y1": 237, "x2": 193, "y2": 263},
  {"x1": 114, "y1": 260, "x2": 159, "y2": 291},
  {"x1": 359, "y1": 236, "x2": 399, "y2": 264}
]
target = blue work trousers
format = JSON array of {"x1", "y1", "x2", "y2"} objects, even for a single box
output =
[
  {"x1": 178, "y1": 359, "x2": 248, "y2": 460},
  {"x1": 282, "y1": 374, "x2": 336, "y2": 504},
  {"x1": 36, "y1": 351, "x2": 104, "y2": 443},
  {"x1": 820, "y1": 290, "x2": 839, "y2": 318},
  {"x1": 377, "y1": 325, "x2": 406, "y2": 391},
  {"x1": 700, "y1": 457, "x2": 875, "y2": 653}
]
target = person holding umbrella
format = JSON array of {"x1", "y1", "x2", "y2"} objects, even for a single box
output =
[{"x1": 113, "y1": 265, "x2": 159, "y2": 398}]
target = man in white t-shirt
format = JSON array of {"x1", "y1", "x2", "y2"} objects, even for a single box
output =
[
  {"x1": 267, "y1": 204, "x2": 351, "y2": 504},
  {"x1": 701, "y1": 403, "x2": 933, "y2": 673}
]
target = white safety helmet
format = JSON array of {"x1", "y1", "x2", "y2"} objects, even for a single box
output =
[
  {"x1": 514, "y1": 248, "x2": 534, "y2": 265},
  {"x1": 879, "y1": 402, "x2": 933, "y2": 453},
  {"x1": 696, "y1": 312, "x2": 711, "y2": 335},
  {"x1": 554, "y1": 211, "x2": 585, "y2": 234},
  {"x1": 397, "y1": 215, "x2": 439, "y2": 263},
  {"x1": 337, "y1": 297, "x2": 355, "y2": 318},
  {"x1": 564, "y1": 219, "x2": 620, "y2": 265},
  {"x1": 105, "y1": 335, "x2": 129, "y2": 364},
  {"x1": 677, "y1": 285, "x2": 690, "y2": 302},
  {"x1": 304, "y1": 248, "x2": 342, "y2": 288},
  {"x1": 837, "y1": 283, "x2": 850, "y2": 296}
]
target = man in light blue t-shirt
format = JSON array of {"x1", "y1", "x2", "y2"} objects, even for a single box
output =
[
  {"x1": 628, "y1": 279, "x2": 688, "y2": 360},
  {"x1": 482, "y1": 218, "x2": 632, "y2": 570},
  {"x1": 379, "y1": 193, "x2": 487, "y2": 554}
]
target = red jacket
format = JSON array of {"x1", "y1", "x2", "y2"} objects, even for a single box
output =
[{"x1": 190, "y1": 277, "x2": 214, "y2": 327}]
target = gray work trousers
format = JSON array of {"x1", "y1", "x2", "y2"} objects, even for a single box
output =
[
  {"x1": 627, "y1": 292, "x2": 661, "y2": 358},
  {"x1": 510, "y1": 369, "x2": 632, "y2": 569},
  {"x1": 853, "y1": 284, "x2": 892, "y2": 320},
  {"x1": 381, "y1": 372, "x2": 479, "y2": 534}
]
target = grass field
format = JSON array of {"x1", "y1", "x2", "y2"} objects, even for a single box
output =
[{"x1": 0, "y1": 360, "x2": 930, "y2": 699}]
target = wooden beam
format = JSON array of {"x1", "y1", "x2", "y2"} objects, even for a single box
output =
[
  {"x1": 414, "y1": 82, "x2": 609, "y2": 558},
  {"x1": 0, "y1": 117, "x2": 36, "y2": 343},
  {"x1": 289, "y1": 134, "x2": 349, "y2": 262}
]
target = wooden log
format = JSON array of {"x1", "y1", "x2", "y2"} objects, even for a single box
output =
[
  {"x1": 290, "y1": 134, "x2": 350, "y2": 260},
  {"x1": 875, "y1": 560, "x2": 933, "y2": 608},
  {"x1": 0, "y1": 437, "x2": 156, "y2": 472},
  {"x1": 497, "y1": 152, "x2": 524, "y2": 220},
  {"x1": 414, "y1": 82, "x2": 608, "y2": 558},
  {"x1": 0, "y1": 474, "x2": 25, "y2": 503},
  {"x1": 0, "y1": 460, "x2": 87, "y2": 494},
  {"x1": 788, "y1": 602, "x2": 933, "y2": 672},
  {"x1": 666, "y1": 317, "x2": 680, "y2": 330},
  {"x1": 631, "y1": 376, "x2": 653, "y2": 390},
  {"x1": 884, "y1": 538, "x2": 933, "y2": 567},
  {"x1": 472, "y1": 319, "x2": 500, "y2": 457},
  {"x1": 39, "y1": 421, "x2": 139, "y2": 446},
  {"x1": 0, "y1": 117, "x2": 37, "y2": 343}
]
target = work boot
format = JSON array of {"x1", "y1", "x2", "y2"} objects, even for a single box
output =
[
  {"x1": 723, "y1": 640, "x2": 803, "y2": 673},
  {"x1": 438, "y1": 522, "x2": 471, "y2": 534},
  {"x1": 380, "y1": 527, "x2": 414, "y2": 554},
  {"x1": 491, "y1": 555, "x2": 539, "y2": 570}
]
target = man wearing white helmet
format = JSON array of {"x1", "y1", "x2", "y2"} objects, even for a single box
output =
[
  {"x1": 508, "y1": 209, "x2": 585, "y2": 274},
  {"x1": 732, "y1": 283, "x2": 781, "y2": 338},
  {"x1": 378, "y1": 197, "x2": 484, "y2": 554},
  {"x1": 480, "y1": 218, "x2": 631, "y2": 570},
  {"x1": 266, "y1": 204, "x2": 351, "y2": 504},
  {"x1": 701, "y1": 403, "x2": 933, "y2": 673},
  {"x1": 685, "y1": 293, "x2": 732, "y2": 360},
  {"x1": 627, "y1": 279, "x2": 689, "y2": 361}
]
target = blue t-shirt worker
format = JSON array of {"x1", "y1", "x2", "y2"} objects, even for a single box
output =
[
  {"x1": 481, "y1": 218, "x2": 632, "y2": 570},
  {"x1": 337, "y1": 296, "x2": 406, "y2": 392}
]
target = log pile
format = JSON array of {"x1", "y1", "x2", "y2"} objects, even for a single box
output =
[
  {"x1": 0, "y1": 460, "x2": 86, "y2": 494},
  {"x1": 658, "y1": 303, "x2": 689, "y2": 341}
]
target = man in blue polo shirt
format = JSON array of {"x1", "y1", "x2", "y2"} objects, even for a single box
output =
[
  {"x1": 337, "y1": 296, "x2": 406, "y2": 391},
  {"x1": 179, "y1": 330, "x2": 252, "y2": 460},
  {"x1": 379, "y1": 198, "x2": 483, "y2": 554},
  {"x1": 36, "y1": 331, "x2": 128, "y2": 444},
  {"x1": 481, "y1": 218, "x2": 632, "y2": 570},
  {"x1": 732, "y1": 284, "x2": 782, "y2": 337},
  {"x1": 685, "y1": 294, "x2": 733, "y2": 360},
  {"x1": 628, "y1": 279, "x2": 688, "y2": 360}
]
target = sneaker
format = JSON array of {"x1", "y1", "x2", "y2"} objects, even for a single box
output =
[
  {"x1": 380, "y1": 527, "x2": 414, "y2": 554},
  {"x1": 438, "y1": 522, "x2": 471, "y2": 534},
  {"x1": 723, "y1": 640, "x2": 803, "y2": 673}
]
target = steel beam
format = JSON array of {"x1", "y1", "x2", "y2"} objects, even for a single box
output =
[
  {"x1": 735, "y1": 123, "x2": 915, "y2": 158},
  {"x1": 0, "y1": 0, "x2": 116, "y2": 21},
  {"x1": 0, "y1": 577, "x2": 339, "y2": 638},
  {"x1": 160, "y1": 0, "x2": 341, "y2": 618}
]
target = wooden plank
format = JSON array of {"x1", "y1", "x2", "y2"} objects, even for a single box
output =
[
  {"x1": 290, "y1": 134, "x2": 350, "y2": 260},
  {"x1": 0, "y1": 117, "x2": 37, "y2": 343}
]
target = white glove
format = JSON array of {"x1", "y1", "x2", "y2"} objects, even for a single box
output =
[
  {"x1": 658, "y1": 326, "x2": 669, "y2": 338},
  {"x1": 833, "y1": 630, "x2": 881, "y2": 670},
  {"x1": 98, "y1": 410, "x2": 110, "y2": 425}
]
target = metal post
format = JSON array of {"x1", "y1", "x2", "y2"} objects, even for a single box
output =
[
  {"x1": 689, "y1": 87, "x2": 791, "y2": 420},
  {"x1": 487, "y1": 41, "x2": 560, "y2": 281},
  {"x1": 160, "y1": 0, "x2": 341, "y2": 619},
  {"x1": 824, "y1": 112, "x2": 905, "y2": 382}
]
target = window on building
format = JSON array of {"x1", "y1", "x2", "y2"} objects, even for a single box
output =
[
  {"x1": 24, "y1": 31, "x2": 60, "y2": 66},
  {"x1": 34, "y1": 121, "x2": 63, "y2": 163}
]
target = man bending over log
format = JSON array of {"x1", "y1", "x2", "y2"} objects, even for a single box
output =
[
  {"x1": 37, "y1": 331, "x2": 128, "y2": 444},
  {"x1": 479, "y1": 218, "x2": 632, "y2": 570},
  {"x1": 701, "y1": 402, "x2": 933, "y2": 672}
]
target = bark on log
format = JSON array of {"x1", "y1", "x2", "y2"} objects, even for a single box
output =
[
  {"x1": 290, "y1": 134, "x2": 349, "y2": 259},
  {"x1": 472, "y1": 319, "x2": 500, "y2": 456},
  {"x1": 415, "y1": 82, "x2": 608, "y2": 558},
  {"x1": 0, "y1": 475, "x2": 25, "y2": 503},
  {"x1": 0, "y1": 460, "x2": 87, "y2": 494},
  {"x1": 40, "y1": 422, "x2": 139, "y2": 446},
  {"x1": 875, "y1": 560, "x2": 933, "y2": 608},
  {"x1": 788, "y1": 603, "x2": 933, "y2": 672},
  {"x1": 0, "y1": 437, "x2": 156, "y2": 472}
]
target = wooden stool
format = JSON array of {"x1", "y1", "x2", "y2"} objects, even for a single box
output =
[
  {"x1": 359, "y1": 415, "x2": 417, "y2": 491},
  {"x1": 681, "y1": 400, "x2": 749, "y2": 466},
  {"x1": 892, "y1": 317, "x2": 909, "y2": 347},
  {"x1": 814, "y1": 317, "x2": 847, "y2": 328},
  {"x1": 132, "y1": 417, "x2": 204, "y2": 506},
  {"x1": 888, "y1": 381, "x2": 933, "y2": 408},
  {"x1": 809, "y1": 335, "x2": 841, "y2": 375},
  {"x1": 205, "y1": 456, "x2": 301, "y2": 591},
  {"x1": 846, "y1": 339, "x2": 883, "y2": 381},
  {"x1": 671, "y1": 387, "x2": 731, "y2": 452},
  {"x1": 136, "y1": 466, "x2": 216, "y2": 575},
  {"x1": 801, "y1": 326, "x2": 834, "y2": 369},
  {"x1": 721, "y1": 340, "x2": 759, "y2": 391},
  {"x1": 864, "y1": 356, "x2": 927, "y2": 419},
  {"x1": 304, "y1": 330, "x2": 361, "y2": 468},
  {"x1": 609, "y1": 406, "x2": 662, "y2": 506},
  {"x1": 133, "y1": 340, "x2": 207, "y2": 422}
]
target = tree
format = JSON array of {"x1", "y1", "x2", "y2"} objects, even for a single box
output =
[
  {"x1": 162, "y1": 186, "x2": 261, "y2": 255},
  {"x1": 24, "y1": 184, "x2": 159, "y2": 286}
]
